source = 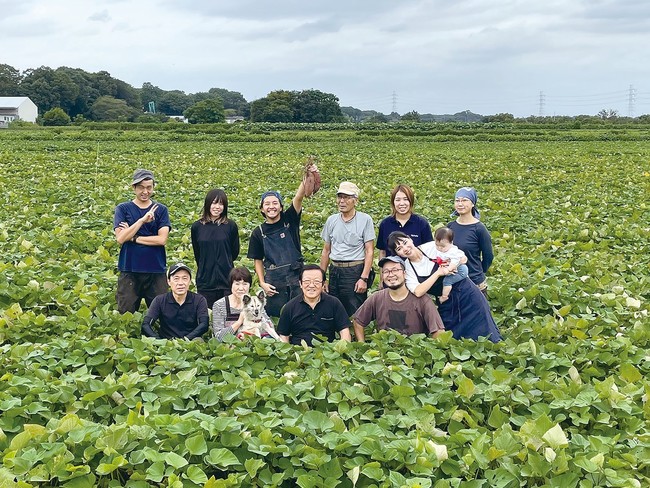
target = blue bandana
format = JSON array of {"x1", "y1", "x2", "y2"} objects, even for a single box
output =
[
  {"x1": 451, "y1": 187, "x2": 480, "y2": 219},
  {"x1": 260, "y1": 191, "x2": 283, "y2": 208}
]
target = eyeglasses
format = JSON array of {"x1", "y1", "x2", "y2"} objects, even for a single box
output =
[
  {"x1": 381, "y1": 268, "x2": 404, "y2": 276},
  {"x1": 336, "y1": 194, "x2": 355, "y2": 200},
  {"x1": 302, "y1": 279, "x2": 323, "y2": 286}
]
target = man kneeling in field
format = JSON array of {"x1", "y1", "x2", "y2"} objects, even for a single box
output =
[
  {"x1": 353, "y1": 256, "x2": 445, "y2": 341},
  {"x1": 141, "y1": 263, "x2": 209, "y2": 340}
]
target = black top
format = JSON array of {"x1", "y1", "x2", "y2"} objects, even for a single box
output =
[
  {"x1": 191, "y1": 219, "x2": 240, "y2": 291},
  {"x1": 277, "y1": 293, "x2": 350, "y2": 345},
  {"x1": 247, "y1": 204, "x2": 302, "y2": 262},
  {"x1": 141, "y1": 291, "x2": 209, "y2": 340},
  {"x1": 446, "y1": 220, "x2": 493, "y2": 285}
]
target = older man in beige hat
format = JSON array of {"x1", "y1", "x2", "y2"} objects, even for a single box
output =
[{"x1": 319, "y1": 181, "x2": 375, "y2": 316}]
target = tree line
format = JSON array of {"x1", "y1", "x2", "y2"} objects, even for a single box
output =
[
  {"x1": 3, "y1": 63, "x2": 649, "y2": 126},
  {"x1": 0, "y1": 64, "x2": 345, "y2": 125}
]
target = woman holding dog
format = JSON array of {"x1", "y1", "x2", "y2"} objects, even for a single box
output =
[
  {"x1": 191, "y1": 189, "x2": 240, "y2": 308},
  {"x1": 212, "y1": 266, "x2": 275, "y2": 341},
  {"x1": 387, "y1": 231, "x2": 501, "y2": 342}
]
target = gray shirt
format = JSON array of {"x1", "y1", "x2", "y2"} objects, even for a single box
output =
[{"x1": 321, "y1": 211, "x2": 376, "y2": 261}]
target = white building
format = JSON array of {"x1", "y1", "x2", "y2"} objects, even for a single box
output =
[{"x1": 0, "y1": 97, "x2": 38, "y2": 127}]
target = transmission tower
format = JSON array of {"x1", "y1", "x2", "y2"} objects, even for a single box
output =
[
  {"x1": 392, "y1": 91, "x2": 398, "y2": 113},
  {"x1": 628, "y1": 85, "x2": 636, "y2": 117},
  {"x1": 538, "y1": 91, "x2": 545, "y2": 117}
]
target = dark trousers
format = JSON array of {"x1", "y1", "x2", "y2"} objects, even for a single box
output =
[
  {"x1": 266, "y1": 281, "x2": 302, "y2": 318},
  {"x1": 197, "y1": 289, "x2": 227, "y2": 309},
  {"x1": 328, "y1": 263, "x2": 367, "y2": 317},
  {"x1": 116, "y1": 272, "x2": 168, "y2": 314}
]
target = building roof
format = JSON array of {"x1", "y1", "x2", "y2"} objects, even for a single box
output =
[{"x1": 0, "y1": 97, "x2": 33, "y2": 109}]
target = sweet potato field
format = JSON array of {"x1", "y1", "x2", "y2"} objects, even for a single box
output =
[{"x1": 0, "y1": 127, "x2": 648, "y2": 487}]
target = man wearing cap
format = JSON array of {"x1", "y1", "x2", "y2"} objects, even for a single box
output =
[
  {"x1": 353, "y1": 256, "x2": 445, "y2": 341},
  {"x1": 114, "y1": 169, "x2": 171, "y2": 313},
  {"x1": 320, "y1": 181, "x2": 376, "y2": 317},
  {"x1": 247, "y1": 173, "x2": 310, "y2": 317},
  {"x1": 141, "y1": 263, "x2": 209, "y2": 340}
]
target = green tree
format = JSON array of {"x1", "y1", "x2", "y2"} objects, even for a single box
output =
[
  {"x1": 0, "y1": 64, "x2": 22, "y2": 96},
  {"x1": 341, "y1": 106, "x2": 363, "y2": 122},
  {"x1": 400, "y1": 110, "x2": 421, "y2": 122},
  {"x1": 159, "y1": 90, "x2": 192, "y2": 116},
  {"x1": 42, "y1": 107, "x2": 71, "y2": 126},
  {"x1": 206, "y1": 88, "x2": 250, "y2": 116},
  {"x1": 250, "y1": 90, "x2": 295, "y2": 122},
  {"x1": 140, "y1": 82, "x2": 165, "y2": 112},
  {"x1": 19, "y1": 66, "x2": 79, "y2": 114},
  {"x1": 597, "y1": 108, "x2": 618, "y2": 120},
  {"x1": 365, "y1": 114, "x2": 389, "y2": 123},
  {"x1": 293, "y1": 89, "x2": 344, "y2": 123},
  {"x1": 483, "y1": 113, "x2": 515, "y2": 123},
  {"x1": 90, "y1": 96, "x2": 140, "y2": 121},
  {"x1": 183, "y1": 98, "x2": 225, "y2": 123}
]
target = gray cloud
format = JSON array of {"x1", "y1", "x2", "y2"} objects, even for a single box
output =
[{"x1": 89, "y1": 9, "x2": 112, "y2": 22}]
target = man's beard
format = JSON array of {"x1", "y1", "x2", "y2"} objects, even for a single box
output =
[{"x1": 387, "y1": 282, "x2": 405, "y2": 290}]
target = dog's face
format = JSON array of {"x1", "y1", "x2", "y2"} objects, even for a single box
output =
[{"x1": 241, "y1": 290, "x2": 266, "y2": 321}]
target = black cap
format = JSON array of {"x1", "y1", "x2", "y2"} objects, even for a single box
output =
[
  {"x1": 132, "y1": 169, "x2": 155, "y2": 186},
  {"x1": 167, "y1": 263, "x2": 192, "y2": 279}
]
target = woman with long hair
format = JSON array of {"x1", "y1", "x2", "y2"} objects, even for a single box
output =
[
  {"x1": 387, "y1": 231, "x2": 501, "y2": 342},
  {"x1": 191, "y1": 189, "x2": 240, "y2": 308}
]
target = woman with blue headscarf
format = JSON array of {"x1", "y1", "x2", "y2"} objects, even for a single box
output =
[{"x1": 447, "y1": 187, "x2": 493, "y2": 296}]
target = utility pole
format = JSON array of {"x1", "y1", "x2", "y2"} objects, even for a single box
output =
[
  {"x1": 392, "y1": 91, "x2": 398, "y2": 114},
  {"x1": 628, "y1": 85, "x2": 636, "y2": 117},
  {"x1": 538, "y1": 91, "x2": 545, "y2": 117}
]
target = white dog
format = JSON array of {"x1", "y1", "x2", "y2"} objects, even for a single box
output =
[{"x1": 237, "y1": 290, "x2": 281, "y2": 340}]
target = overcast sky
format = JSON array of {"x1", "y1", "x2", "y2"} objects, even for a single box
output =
[{"x1": 3, "y1": 0, "x2": 650, "y2": 117}]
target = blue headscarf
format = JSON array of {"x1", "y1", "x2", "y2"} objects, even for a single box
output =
[
  {"x1": 259, "y1": 191, "x2": 284, "y2": 208},
  {"x1": 451, "y1": 187, "x2": 480, "y2": 219}
]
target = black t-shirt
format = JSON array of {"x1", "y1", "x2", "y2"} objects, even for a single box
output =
[
  {"x1": 141, "y1": 291, "x2": 209, "y2": 339},
  {"x1": 247, "y1": 204, "x2": 302, "y2": 262},
  {"x1": 277, "y1": 293, "x2": 350, "y2": 345},
  {"x1": 190, "y1": 219, "x2": 240, "y2": 291}
]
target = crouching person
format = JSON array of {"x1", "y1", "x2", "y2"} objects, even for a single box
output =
[
  {"x1": 141, "y1": 263, "x2": 209, "y2": 340},
  {"x1": 353, "y1": 256, "x2": 445, "y2": 341},
  {"x1": 277, "y1": 264, "x2": 352, "y2": 345}
]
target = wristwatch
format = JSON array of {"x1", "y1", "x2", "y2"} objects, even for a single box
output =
[
  {"x1": 360, "y1": 276, "x2": 368, "y2": 282},
  {"x1": 132, "y1": 236, "x2": 138, "y2": 243}
]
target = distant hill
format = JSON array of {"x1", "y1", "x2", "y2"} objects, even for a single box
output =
[
  {"x1": 420, "y1": 110, "x2": 483, "y2": 123},
  {"x1": 341, "y1": 106, "x2": 484, "y2": 123}
]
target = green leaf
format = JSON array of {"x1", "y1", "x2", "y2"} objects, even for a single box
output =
[
  {"x1": 245, "y1": 459, "x2": 265, "y2": 478},
  {"x1": 206, "y1": 448, "x2": 240, "y2": 468},
  {"x1": 164, "y1": 452, "x2": 188, "y2": 469},
  {"x1": 542, "y1": 424, "x2": 569, "y2": 449},
  {"x1": 145, "y1": 462, "x2": 165, "y2": 483},
  {"x1": 185, "y1": 466, "x2": 208, "y2": 484},
  {"x1": 361, "y1": 462, "x2": 384, "y2": 481},
  {"x1": 302, "y1": 410, "x2": 334, "y2": 431},
  {"x1": 619, "y1": 363, "x2": 642, "y2": 383},
  {"x1": 456, "y1": 376, "x2": 475, "y2": 399},
  {"x1": 185, "y1": 434, "x2": 207, "y2": 455}
]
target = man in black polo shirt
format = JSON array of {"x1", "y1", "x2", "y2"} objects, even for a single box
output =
[
  {"x1": 141, "y1": 263, "x2": 209, "y2": 340},
  {"x1": 277, "y1": 264, "x2": 351, "y2": 345}
]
